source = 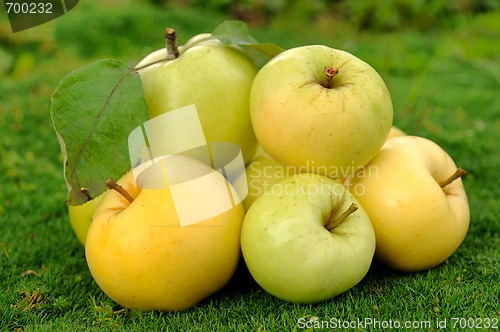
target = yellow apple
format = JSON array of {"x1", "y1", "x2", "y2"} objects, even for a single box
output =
[
  {"x1": 344, "y1": 136, "x2": 469, "y2": 272},
  {"x1": 85, "y1": 155, "x2": 244, "y2": 311},
  {"x1": 387, "y1": 126, "x2": 406, "y2": 140},
  {"x1": 250, "y1": 145, "x2": 270, "y2": 161},
  {"x1": 68, "y1": 194, "x2": 104, "y2": 246}
]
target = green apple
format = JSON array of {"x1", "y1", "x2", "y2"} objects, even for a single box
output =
[
  {"x1": 241, "y1": 173, "x2": 375, "y2": 304},
  {"x1": 249, "y1": 45, "x2": 393, "y2": 178},
  {"x1": 85, "y1": 155, "x2": 244, "y2": 311},
  {"x1": 344, "y1": 136, "x2": 469, "y2": 272},
  {"x1": 68, "y1": 194, "x2": 104, "y2": 246},
  {"x1": 136, "y1": 31, "x2": 259, "y2": 164}
]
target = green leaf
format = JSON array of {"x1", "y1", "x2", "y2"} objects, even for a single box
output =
[
  {"x1": 211, "y1": 20, "x2": 260, "y2": 45},
  {"x1": 50, "y1": 59, "x2": 149, "y2": 206},
  {"x1": 211, "y1": 20, "x2": 285, "y2": 66}
]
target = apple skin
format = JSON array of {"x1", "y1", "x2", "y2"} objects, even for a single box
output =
[
  {"x1": 244, "y1": 156, "x2": 346, "y2": 210},
  {"x1": 68, "y1": 194, "x2": 104, "y2": 246},
  {"x1": 387, "y1": 126, "x2": 406, "y2": 140},
  {"x1": 344, "y1": 136, "x2": 470, "y2": 272},
  {"x1": 136, "y1": 36, "x2": 259, "y2": 164},
  {"x1": 241, "y1": 173, "x2": 375, "y2": 304},
  {"x1": 250, "y1": 144, "x2": 270, "y2": 161},
  {"x1": 85, "y1": 156, "x2": 244, "y2": 311},
  {"x1": 249, "y1": 45, "x2": 393, "y2": 177},
  {"x1": 243, "y1": 156, "x2": 288, "y2": 211}
]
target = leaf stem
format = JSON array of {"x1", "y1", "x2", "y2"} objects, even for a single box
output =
[
  {"x1": 439, "y1": 168, "x2": 467, "y2": 188},
  {"x1": 105, "y1": 178, "x2": 134, "y2": 203}
]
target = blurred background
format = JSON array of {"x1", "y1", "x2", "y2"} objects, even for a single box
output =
[
  {"x1": 1, "y1": 0, "x2": 499, "y2": 223},
  {"x1": 1, "y1": 0, "x2": 499, "y2": 183},
  {"x1": 0, "y1": 0, "x2": 499, "y2": 213},
  {"x1": 2, "y1": 0, "x2": 499, "y2": 118},
  {"x1": 1, "y1": 0, "x2": 499, "y2": 201}
]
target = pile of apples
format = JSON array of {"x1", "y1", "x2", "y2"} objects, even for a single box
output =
[{"x1": 67, "y1": 27, "x2": 470, "y2": 311}]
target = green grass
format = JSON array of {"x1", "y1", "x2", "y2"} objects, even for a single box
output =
[{"x1": 1, "y1": 3, "x2": 499, "y2": 331}]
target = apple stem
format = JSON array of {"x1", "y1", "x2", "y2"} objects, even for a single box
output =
[
  {"x1": 165, "y1": 28, "x2": 179, "y2": 60},
  {"x1": 105, "y1": 178, "x2": 134, "y2": 204},
  {"x1": 439, "y1": 168, "x2": 467, "y2": 188},
  {"x1": 132, "y1": 28, "x2": 179, "y2": 72},
  {"x1": 321, "y1": 67, "x2": 338, "y2": 89},
  {"x1": 325, "y1": 203, "x2": 358, "y2": 231}
]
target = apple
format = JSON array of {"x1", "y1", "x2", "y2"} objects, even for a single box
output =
[
  {"x1": 344, "y1": 136, "x2": 469, "y2": 272},
  {"x1": 250, "y1": 144, "x2": 270, "y2": 161},
  {"x1": 249, "y1": 45, "x2": 393, "y2": 178},
  {"x1": 85, "y1": 155, "x2": 244, "y2": 311},
  {"x1": 241, "y1": 173, "x2": 376, "y2": 304},
  {"x1": 243, "y1": 155, "x2": 346, "y2": 210},
  {"x1": 243, "y1": 156, "x2": 289, "y2": 211},
  {"x1": 136, "y1": 30, "x2": 259, "y2": 164},
  {"x1": 68, "y1": 193, "x2": 104, "y2": 246},
  {"x1": 387, "y1": 126, "x2": 406, "y2": 140}
]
